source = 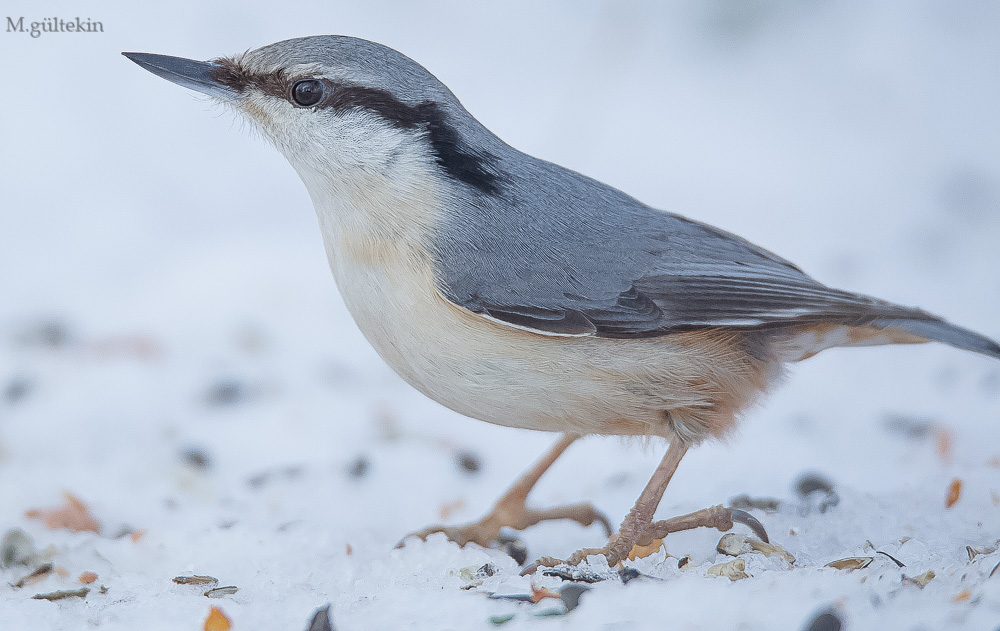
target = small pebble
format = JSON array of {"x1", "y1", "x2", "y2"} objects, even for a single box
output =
[
  {"x1": 347, "y1": 456, "x2": 370, "y2": 479},
  {"x1": 306, "y1": 604, "x2": 334, "y2": 631},
  {"x1": 180, "y1": 447, "x2": 211, "y2": 470},
  {"x1": 4, "y1": 377, "x2": 32, "y2": 405},
  {"x1": 795, "y1": 473, "x2": 835, "y2": 497},
  {"x1": 496, "y1": 531, "x2": 528, "y2": 566},
  {"x1": 476, "y1": 563, "x2": 496, "y2": 578},
  {"x1": 882, "y1": 414, "x2": 935, "y2": 440},
  {"x1": 13, "y1": 320, "x2": 69, "y2": 348},
  {"x1": 802, "y1": 609, "x2": 842, "y2": 631},
  {"x1": 1, "y1": 528, "x2": 36, "y2": 568},
  {"x1": 457, "y1": 450, "x2": 482, "y2": 474},
  {"x1": 619, "y1": 567, "x2": 642, "y2": 584},
  {"x1": 205, "y1": 380, "x2": 250, "y2": 407},
  {"x1": 795, "y1": 473, "x2": 839, "y2": 514}
]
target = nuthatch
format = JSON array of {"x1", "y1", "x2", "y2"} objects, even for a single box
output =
[{"x1": 124, "y1": 36, "x2": 1000, "y2": 569}]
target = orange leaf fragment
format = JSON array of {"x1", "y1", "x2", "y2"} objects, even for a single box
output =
[
  {"x1": 79, "y1": 572, "x2": 98, "y2": 585},
  {"x1": 204, "y1": 606, "x2": 232, "y2": 631},
  {"x1": 130, "y1": 530, "x2": 147, "y2": 543},
  {"x1": 345, "y1": 543, "x2": 353, "y2": 556},
  {"x1": 935, "y1": 429, "x2": 953, "y2": 463},
  {"x1": 26, "y1": 492, "x2": 100, "y2": 534},
  {"x1": 946, "y1": 479, "x2": 962, "y2": 509},
  {"x1": 627, "y1": 538, "x2": 665, "y2": 561},
  {"x1": 529, "y1": 584, "x2": 560, "y2": 604},
  {"x1": 953, "y1": 589, "x2": 972, "y2": 603}
]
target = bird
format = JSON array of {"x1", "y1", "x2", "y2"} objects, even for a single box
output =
[{"x1": 123, "y1": 36, "x2": 1000, "y2": 570}]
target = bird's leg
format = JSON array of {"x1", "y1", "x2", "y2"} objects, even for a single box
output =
[
  {"x1": 550, "y1": 438, "x2": 689, "y2": 567},
  {"x1": 399, "y1": 434, "x2": 612, "y2": 550},
  {"x1": 530, "y1": 439, "x2": 768, "y2": 570}
]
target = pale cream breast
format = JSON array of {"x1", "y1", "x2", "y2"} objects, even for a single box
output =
[{"x1": 298, "y1": 134, "x2": 774, "y2": 444}]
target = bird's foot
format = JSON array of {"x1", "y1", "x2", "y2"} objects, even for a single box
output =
[
  {"x1": 397, "y1": 498, "x2": 613, "y2": 552},
  {"x1": 524, "y1": 504, "x2": 767, "y2": 573}
]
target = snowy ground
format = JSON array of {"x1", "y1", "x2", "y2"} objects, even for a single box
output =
[{"x1": 2, "y1": 2, "x2": 1000, "y2": 630}]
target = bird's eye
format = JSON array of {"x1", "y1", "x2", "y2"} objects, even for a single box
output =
[{"x1": 291, "y1": 79, "x2": 325, "y2": 107}]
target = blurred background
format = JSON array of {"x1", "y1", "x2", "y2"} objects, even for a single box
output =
[{"x1": 1, "y1": 1, "x2": 999, "y2": 628}]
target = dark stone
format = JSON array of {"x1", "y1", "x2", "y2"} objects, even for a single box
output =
[
  {"x1": 457, "y1": 451, "x2": 481, "y2": 474},
  {"x1": 305, "y1": 604, "x2": 334, "y2": 631},
  {"x1": 4, "y1": 378, "x2": 32, "y2": 405},
  {"x1": 802, "y1": 610, "x2": 842, "y2": 631},
  {"x1": 204, "y1": 380, "x2": 249, "y2": 407},
  {"x1": 559, "y1": 584, "x2": 590, "y2": 612},
  {"x1": 347, "y1": 456, "x2": 370, "y2": 479},
  {"x1": 180, "y1": 447, "x2": 211, "y2": 470}
]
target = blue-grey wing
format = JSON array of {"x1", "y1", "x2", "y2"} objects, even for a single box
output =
[
  {"x1": 433, "y1": 178, "x2": 925, "y2": 337},
  {"x1": 431, "y1": 155, "x2": 1000, "y2": 359}
]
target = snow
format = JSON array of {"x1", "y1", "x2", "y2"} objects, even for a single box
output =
[{"x1": 2, "y1": 2, "x2": 999, "y2": 630}]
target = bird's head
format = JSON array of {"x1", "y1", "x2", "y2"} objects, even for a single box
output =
[{"x1": 124, "y1": 36, "x2": 504, "y2": 226}]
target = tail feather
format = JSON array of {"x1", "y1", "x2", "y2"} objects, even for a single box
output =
[{"x1": 870, "y1": 317, "x2": 1000, "y2": 360}]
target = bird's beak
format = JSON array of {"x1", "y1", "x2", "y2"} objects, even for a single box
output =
[{"x1": 122, "y1": 52, "x2": 239, "y2": 102}]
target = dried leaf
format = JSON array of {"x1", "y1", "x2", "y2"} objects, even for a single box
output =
[
  {"x1": 903, "y1": 570, "x2": 935, "y2": 588},
  {"x1": 13, "y1": 563, "x2": 53, "y2": 588},
  {"x1": 78, "y1": 572, "x2": 98, "y2": 585},
  {"x1": 32, "y1": 588, "x2": 89, "y2": 601},
  {"x1": 967, "y1": 546, "x2": 996, "y2": 562},
  {"x1": 953, "y1": 589, "x2": 972, "y2": 603},
  {"x1": 627, "y1": 538, "x2": 664, "y2": 561},
  {"x1": 707, "y1": 558, "x2": 748, "y2": 581},
  {"x1": 204, "y1": 606, "x2": 232, "y2": 631},
  {"x1": 204, "y1": 586, "x2": 238, "y2": 598},
  {"x1": 26, "y1": 492, "x2": 100, "y2": 534},
  {"x1": 130, "y1": 530, "x2": 147, "y2": 543},
  {"x1": 825, "y1": 557, "x2": 873, "y2": 571},
  {"x1": 946, "y1": 479, "x2": 962, "y2": 509}
]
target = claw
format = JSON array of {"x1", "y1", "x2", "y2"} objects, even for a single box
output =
[{"x1": 730, "y1": 508, "x2": 768, "y2": 543}]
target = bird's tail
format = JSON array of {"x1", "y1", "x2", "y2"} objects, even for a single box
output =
[{"x1": 869, "y1": 316, "x2": 1000, "y2": 360}]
